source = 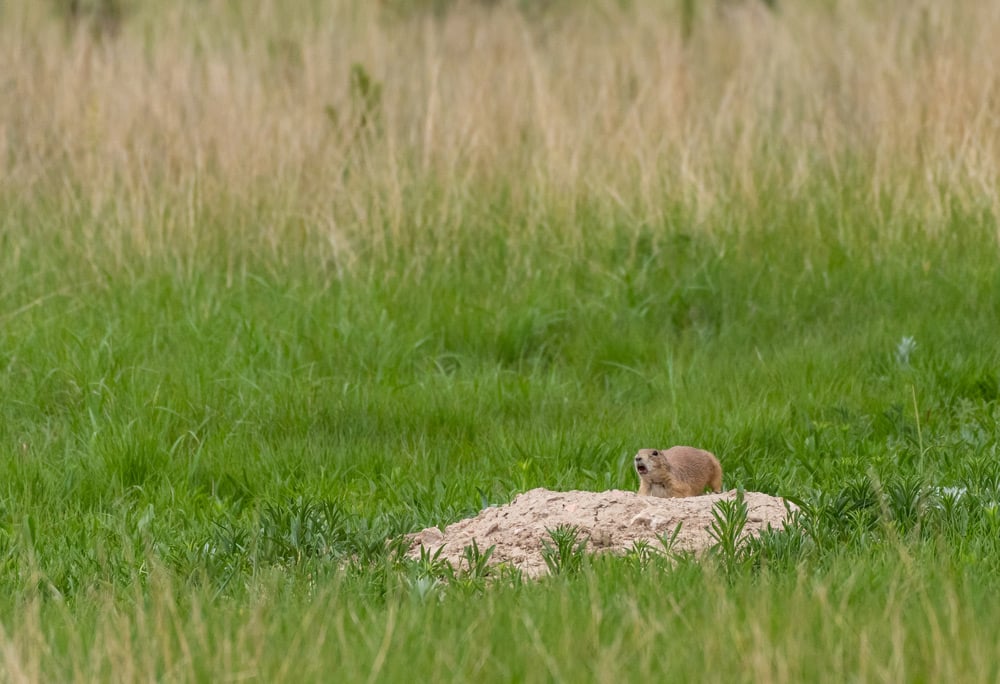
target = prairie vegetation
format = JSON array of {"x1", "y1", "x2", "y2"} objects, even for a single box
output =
[{"x1": 1, "y1": 0, "x2": 1000, "y2": 680}]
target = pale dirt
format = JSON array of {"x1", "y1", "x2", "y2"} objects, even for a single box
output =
[{"x1": 406, "y1": 488, "x2": 796, "y2": 578}]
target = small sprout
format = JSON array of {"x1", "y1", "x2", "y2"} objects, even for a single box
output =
[
  {"x1": 627, "y1": 539, "x2": 654, "y2": 569},
  {"x1": 658, "y1": 521, "x2": 685, "y2": 557},
  {"x1": 460, "y1": 539, "x2": 495, "y2": 579},
  {"x1": 416, "y1": 544, "x2": 454, "y2": 580}
]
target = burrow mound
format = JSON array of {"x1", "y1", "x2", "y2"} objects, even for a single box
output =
[{"x1": 407, "y1": 488, "x2": 796, "y2": 578}]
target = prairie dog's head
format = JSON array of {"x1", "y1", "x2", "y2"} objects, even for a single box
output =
[{"x1": 634, "y1": 448, "x2": 670, "y2": 483}]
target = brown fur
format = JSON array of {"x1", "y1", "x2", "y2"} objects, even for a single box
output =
[{"x1": 634, "y1": 446, "x2": 723, "y2": 498}]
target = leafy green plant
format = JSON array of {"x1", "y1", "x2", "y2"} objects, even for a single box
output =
[
  {"x1": 658, "y1": 521, "x2": 685, "y2": 558},
  {"x1": 460, "y1": 539, "x2": 496, "y2": 579},
  {"x1": 625, "y1": 538, "x2": 655, "y2": 570},
  {"x1": 414, "y1": 543, "x2": 454, "y2": 581},
  {"x1": 883, "y1": 475, "x2": 934, "y2": 534},
  {"x1": 742, "y1": 509, "x2": 814, "y2": 572},
  {"x1": 257, "y1": 497, "x2": 345, "y2": 565},
  {"x1": 540, "y1": 525, "x2": 588, "y2": 576},
  {"x1": 708, "y1": 489, "x2": 749, "y2": 573}
]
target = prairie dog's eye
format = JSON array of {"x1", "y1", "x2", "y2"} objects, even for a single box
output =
[{"x1": 650, "y1": 450, "x2": 658, "y2": 457}]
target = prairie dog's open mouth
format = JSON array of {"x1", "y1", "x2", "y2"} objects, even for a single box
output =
[{"x1": 635, "y1": 463, "x2": 649, "y2": 475}]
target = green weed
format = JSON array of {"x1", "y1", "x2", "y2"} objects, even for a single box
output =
[{"x1": 540, "y1": 525, "x2": 589, "y2": 576}]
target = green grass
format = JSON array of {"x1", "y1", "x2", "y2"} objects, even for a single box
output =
[
  {"x1": 3, "y1": 0, "x2": 1000, "y2": 680},
  {"x1": 3, "y1": 181, "x2": 1000, "y2": 680}
]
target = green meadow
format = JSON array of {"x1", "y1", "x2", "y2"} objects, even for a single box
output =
[{"x1": 2, "y1": 0, "x2": 1000, "y2": 680}]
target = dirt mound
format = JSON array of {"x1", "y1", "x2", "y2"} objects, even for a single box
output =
[{"x1": 407, "y1": 488, "x2": 796, "y2": 578}]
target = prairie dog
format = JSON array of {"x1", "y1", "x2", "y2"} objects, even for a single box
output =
[{"x1": 634, "y1": 447, "x2": 723, "y2": 498}]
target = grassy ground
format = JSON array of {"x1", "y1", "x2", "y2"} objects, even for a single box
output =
[{"x1": 2, "y1": 0, "x2": 1000, "y2": 681}]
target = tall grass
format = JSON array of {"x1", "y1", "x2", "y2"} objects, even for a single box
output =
[
  {"x1": 3, "y1": 548, "x2": 1000, "y2": 682},
  {"x1": 3, "y1": 0, "x2": 999, "y2": 268},
  {"x1": 2, "y1": 0, "x2": 1000, "y2": 680}
]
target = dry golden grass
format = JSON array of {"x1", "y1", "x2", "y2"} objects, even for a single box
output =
[{"x1": 2, "y1": 0, "x2": 999, "y2": 259}]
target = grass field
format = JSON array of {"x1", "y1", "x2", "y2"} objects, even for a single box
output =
[{"x1": 2, "y1": 0, "x2": 1000, "y2": 680}]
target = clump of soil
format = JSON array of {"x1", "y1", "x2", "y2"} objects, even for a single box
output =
[{"x1": 407, "y1": 488, "x2": 796, "y2": 578}]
